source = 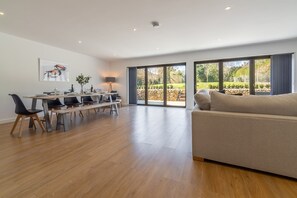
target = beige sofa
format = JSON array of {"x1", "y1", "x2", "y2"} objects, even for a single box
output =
[{"x1": 192, "y1": 91, "x2": 297, "y2": 179}]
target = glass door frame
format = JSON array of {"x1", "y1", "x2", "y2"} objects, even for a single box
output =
[
  {"x1": 136, "y1": 62, "x2": 186, "y2": 108},
  {"x1": 194, "y1": 55, "x2": 271, "y2": 95}
]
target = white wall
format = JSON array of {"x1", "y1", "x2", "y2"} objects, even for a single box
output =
[
  {"x1": 0, "y1": 32, "x2": 110, "y2": 123},
  {"x1": 110, "y1": 38, "x2": 297, "y2": 109}
]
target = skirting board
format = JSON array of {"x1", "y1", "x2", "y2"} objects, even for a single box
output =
[{"x1": 0, "y1": 117, "x2": 16, "y2": 124}]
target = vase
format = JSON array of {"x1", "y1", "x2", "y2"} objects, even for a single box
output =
[{"x1": 80, "y1": 84, "x2": 84, "y2": 94}]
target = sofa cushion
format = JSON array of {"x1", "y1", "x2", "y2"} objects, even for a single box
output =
[
  {"x1": 194, "y1": 89, "x2": 211, "y2": 110},
  {"x1": 210, "y1": 91, "x2": 297, "y2": 116}
]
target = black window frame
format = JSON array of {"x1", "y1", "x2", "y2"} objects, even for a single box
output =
[
  {"x1": 194, "y1": 55, "x2": 271, "y2": 94},
  {"x1": 136, "y1": 62, "x2": 187, "y2": 108}
]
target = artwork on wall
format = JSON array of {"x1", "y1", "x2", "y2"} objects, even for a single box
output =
[{"x1": 39, "y1": 58, "x2": 69, "y2": 82}]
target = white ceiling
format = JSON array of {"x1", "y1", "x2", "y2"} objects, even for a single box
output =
[{"x1": 1, "y1": 0, "x2": 297, "y2": 61}]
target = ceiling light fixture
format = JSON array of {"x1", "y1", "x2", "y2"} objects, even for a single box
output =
[
  {"x1": 151, "y1": 21, "x2": 160, "y2": 28},
  {"x1": 225, "y1": 6, "x2": 231, "y2": 10},
  {"x1": 78, "y1": 40, "x2": 82, "y2": 44},
  {"x1": 0, "y1": 12, "x2": 4, "y2": 16},
  {"x1": 133, "y1": 28, "x2": 137, "y2": 32}
]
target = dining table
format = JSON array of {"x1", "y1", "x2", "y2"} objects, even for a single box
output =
[{"x1": 24, "y1": 92, "x2": 117, "y2": 132}]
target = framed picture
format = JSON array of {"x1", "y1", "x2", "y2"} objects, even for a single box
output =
[{"x1": 39, "y1": 58, "x2": 69, "y2": 82}]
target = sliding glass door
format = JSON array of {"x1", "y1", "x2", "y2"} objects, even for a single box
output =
[
  {"x1": 136, "y1": 63, "x2": 186, "y2": 107},
  {"x1": 137, "y1": 68, "x2": 146, "y2": 104},
  {"x1": 166, "y1": 65, "x2": 186, "y2": 106},
  {"x1": 147, "y1": 67, "x2": 164, "y2": 105},
  {"x1": 223, "y1": 60, "x2": 250, "y2": 95},
  {"x1": 194, "y1": 56, "x2": 271, "y2": 95},
  {"x1": 255, "y1": 58, "x2": 271, "y2": 95},
  {"x1": 195, "y1": 62, "x2": 219, "y2": 92}
]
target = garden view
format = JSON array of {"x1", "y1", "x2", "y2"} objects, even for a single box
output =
[
  {"x1": 135, "y1": 59, "x2": 271, "y2": 106},
  {"x1": 137, "y1": 65, "x2": 186, "y2": 106},
  {"x1": 196, "y1": 59, "x2": 271, "y2": 95}
]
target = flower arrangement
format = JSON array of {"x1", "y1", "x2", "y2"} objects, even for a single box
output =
[{"x1": 76, "y1": 73, "x2": 91, "y2": 93}]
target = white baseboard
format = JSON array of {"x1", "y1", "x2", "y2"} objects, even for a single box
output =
[{"x1": 0, "y1": 117, "x2": 16, "y2": 124}]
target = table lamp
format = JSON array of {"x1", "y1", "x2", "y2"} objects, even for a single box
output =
[{"x1": 105, "y1": 77, "x2": 116, "y2": 92}]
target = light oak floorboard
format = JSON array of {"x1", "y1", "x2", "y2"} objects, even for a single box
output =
[{"x1": 0, "y1": 106, "x2": 296, "y2": 198}]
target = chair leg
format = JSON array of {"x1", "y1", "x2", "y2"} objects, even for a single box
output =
[
  {"x1": 10, "y1": 115, "x2": 21, "y2": 135},
  {"x1": 34, "y1": 114, "x2": 45, "y2": 132},
  {"x1": 18, "y1": 116, "x2": 24, "y2": 137},
  {"x1": 32, "y1": 118, "x2": 37, "y2": 130},
  {"x1": 56, "y1": 113, "x2": 60, "y2": 130},
  {"x1": 50, "y1": 111, "x2": 53, "y2": 124}
]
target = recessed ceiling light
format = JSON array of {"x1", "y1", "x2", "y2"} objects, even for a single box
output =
[
  {"x1": 78, "y1": 40, "x2": 82, "y2": 44},
  {"x1": 225, "y1": 6, "x2": 231, "y2": 10},
  {"x1": 0, "y1": 12, "x2": 4, "y2": 16},
  {"x1": 133, "y1": 28, "x2": 137, "y2": 32}
]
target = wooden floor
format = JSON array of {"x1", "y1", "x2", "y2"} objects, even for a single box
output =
[{"x1": 0, "y1": 106, "x2": 296, "y2": 198}]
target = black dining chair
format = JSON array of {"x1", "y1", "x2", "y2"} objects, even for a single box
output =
[
  {"x1": 64, "y1": 97, "x2": 81, "y2": 107},
  {"x1": 64, "y1": 97, "x2": 83, "y2": 117},
  {"x1": 81, "y1": 96, "x2": 96, "y2": 105},
  {"x1": 43, "y1": 92, "x2": 65, "y2": 123},
  {"x1": 9, "y1": 94, "x2": 45, "y2": 137},
  {"x1": 48, "y1": 99, "x2": 65, "y2": 123},
  {"x1": 105, "y1": 90, "x2": 119, "y2": 102},
  {"x1": 81, "y1": 96, "x2": 98, "y2": 114}
]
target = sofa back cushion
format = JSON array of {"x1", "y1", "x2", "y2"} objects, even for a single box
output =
[
  {"x1": 210, "y1": 91, "x2": 297, "y2": 116},
  {"x1": 194, "y1": 89, "x2": 211, "y2": 110}
]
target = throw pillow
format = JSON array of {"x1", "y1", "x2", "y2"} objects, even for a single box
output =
[{"x1": 194, "y1": 89, "x2": 211, "y2": 110}]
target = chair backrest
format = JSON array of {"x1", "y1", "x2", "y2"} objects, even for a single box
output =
[
  {"x1": 9, "y1": 94, "x2": 29, "y2": 115},
  {"x1": 64, "y1": 97, "x2": 80, "y2": 105},
  {"x1": 81, "y1": 96, "x2": 93, "y2": 102},
  {"x1": 47, "y1": 98, "x2": 63, "y2": 107},
  {"x1": 110, "y1": 90, "x2": 118, "y2": 100}
]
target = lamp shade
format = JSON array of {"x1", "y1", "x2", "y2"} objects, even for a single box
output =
[{"x1": 105, "y1": 77, "x2": 116, "y2": 83}]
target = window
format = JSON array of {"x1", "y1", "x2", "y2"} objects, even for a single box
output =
[
  {"x1": 136, "y1": 68, "x2": 145, "y2": 104},
  {"x1": 194, "y1": 56, "x2": 271, "y2": 95},
  {"x1": 195, "y1": 62, "x2": 219, "y2": 92},
  {"x1": 223, "y1": 60, "x2": 249, "y2": 95},
  {"x1": 136, "y1": 63, "x2": 186, "y2": 107},
  {"x1": 255, "y1": 58, "x2": 271, "y2": 95}
]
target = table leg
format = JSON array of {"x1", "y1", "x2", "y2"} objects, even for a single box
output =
[
  {"x1": 42, "y1": 99, "x2": 53, "y2": 132},
  {"x1": 29, "y1": 98, "x2": 37, "y2": 128}
]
